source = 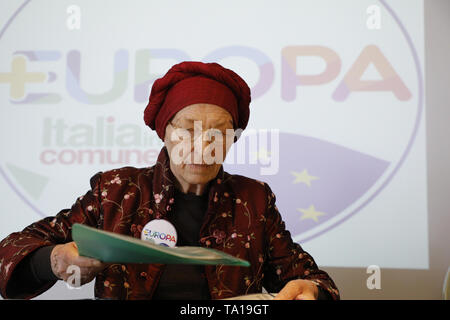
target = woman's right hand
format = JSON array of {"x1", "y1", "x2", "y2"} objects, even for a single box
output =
[{"x1": 50, "y1": 241, "x2": 108, "y2": 286}]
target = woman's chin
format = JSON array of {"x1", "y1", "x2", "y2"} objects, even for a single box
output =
[{"x1": 183, "y1": 165, "x2": 218, "y2": 181}]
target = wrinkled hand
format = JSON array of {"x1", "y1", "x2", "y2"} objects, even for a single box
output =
[
  {"x1": 50, "y1": 241, "x2": 108, "y2": 286},
  {"x1": 273, "y1": 279, "x2": 319, "y2": 300}
]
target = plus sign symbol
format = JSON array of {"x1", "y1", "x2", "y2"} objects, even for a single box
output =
[
  {"x1": 0, "y1": 51, "x2": 61, "y2": 104},
  {"x1": 0, "y1": 56, "x2": 46, "y2": 99}
]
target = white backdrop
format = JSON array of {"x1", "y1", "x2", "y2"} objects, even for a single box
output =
[{"x1": 0, "y1": 0, "x2": 426, "y2": 300}]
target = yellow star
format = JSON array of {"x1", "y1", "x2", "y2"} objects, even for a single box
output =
[
  {"x1": 297, "y1": 205, "x2": 326, "y2": 223},
  {"x1": 290, "y1": 169, "x2": 319, "y2": 187}
]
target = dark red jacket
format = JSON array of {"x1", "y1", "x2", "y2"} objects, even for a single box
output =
[{"x1": 0, "y1": 147, "x2": 340, "y2": 300}]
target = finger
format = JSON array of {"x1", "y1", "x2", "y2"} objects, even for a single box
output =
[
  {"x1": 82, "y1": 264, "x2": 108, "y2": 276},
  {"x1": 273, "y1": 284, "x2": 300, "y2": 300},
  {"x1": 295, "y1": 292, "x2": 315, "y2": 300},
  {"x1": 72, "y1": 255, "x2": 103, "y2": 268},
  {"x1": 60, "y1": 273, "x2": 70, "y2": 282},
  {"x1": 67, "y1": 242, "x2": 79, "y2": 255},
  {"x1": 59, "y1": 243, "x2": 81, "y2": 264},
  {"x1": 64, "y1": 266, "x2": 95, "y2": 286},
  {"x1": 79, "y1": 263, "x2": 108, "y2": 277},
  {"x1": 57, "y1": 261, "x2": 97, "y2": 278}
]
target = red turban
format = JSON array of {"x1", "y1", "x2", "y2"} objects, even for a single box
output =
[{"x1": 144, "y1": 61, "x2": 251, "y2": 140}]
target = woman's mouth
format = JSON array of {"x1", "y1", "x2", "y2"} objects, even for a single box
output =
[{"x1": 186, "y1": 164, "x2": 211, "y2": 170}]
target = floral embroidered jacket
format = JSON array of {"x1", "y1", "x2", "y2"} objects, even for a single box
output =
[{"x1": 0, "y1": 147, "x2": 340, "y2": 300}]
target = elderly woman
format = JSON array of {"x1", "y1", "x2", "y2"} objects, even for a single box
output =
[{"x1": 0, "y1": 62, "x2": 339, "y2": 300}]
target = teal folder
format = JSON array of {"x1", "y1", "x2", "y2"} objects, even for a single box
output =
[{"x1": 72, "y1": 223, "x2": 250, "y2": 267}]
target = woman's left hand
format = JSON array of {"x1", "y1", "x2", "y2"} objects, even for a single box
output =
[{"x1": 273, "y1": 279, "x2": 319, "y2": 300}]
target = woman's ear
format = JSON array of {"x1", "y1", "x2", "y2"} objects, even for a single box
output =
[{"x1": 163, "y1": 124, "x2": 171, "y2": 146}]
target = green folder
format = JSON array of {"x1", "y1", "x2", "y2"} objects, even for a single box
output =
[{"x1": 72, "y1": 223, "x2": 250, "y2": 267}]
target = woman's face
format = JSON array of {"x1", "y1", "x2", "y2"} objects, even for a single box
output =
[{"x1": 164, "y1": 103, "x2": 235, "y2": 192}]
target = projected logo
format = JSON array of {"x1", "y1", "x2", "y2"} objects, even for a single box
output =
[{"x1": 0, "y1": 0, "x2": 423, "y2": 243}]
